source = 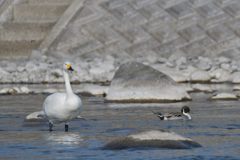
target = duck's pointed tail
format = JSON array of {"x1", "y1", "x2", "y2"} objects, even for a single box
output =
[{"x1": 152, "y1": 111, "x2": 164, "y2": 120}]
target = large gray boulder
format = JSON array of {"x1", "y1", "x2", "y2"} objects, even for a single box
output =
[
  {"x1": 106, "y1": 62, "x2": 191, "y2": 102},
  {"x1": 103, "y1": 130, "x2": 201, "y2": 150}
]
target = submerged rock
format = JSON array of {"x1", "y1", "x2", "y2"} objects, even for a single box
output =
[
  {"x1": 103, "y1": 130, "x2": 201, "y2": 150},
  {"x1": 106, "y1": 62, "x2": 191, "y2": 102},
  {"x1": 211, "y1": 93, "x2": 238, "y2": 100}
]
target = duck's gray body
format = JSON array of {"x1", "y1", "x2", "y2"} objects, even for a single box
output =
[{"x1": 153, "y1": 106, "x2": 191, "y2": 120}]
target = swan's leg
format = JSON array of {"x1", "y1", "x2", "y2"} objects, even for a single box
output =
[
  {"x1": 65, "y1": 123, "x2": 69, "y2": 132},
  {"x1": 49, "y1": 122, "x2": 53, "y2": 132}
]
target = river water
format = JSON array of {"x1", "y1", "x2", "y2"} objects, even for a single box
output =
[{"x1": 0, "y1": 92, "x2": 239, "y2": 160}]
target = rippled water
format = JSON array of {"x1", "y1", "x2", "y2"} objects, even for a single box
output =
[{"x1": 0, "y1": 93, "x2": 240, "y2": 160}]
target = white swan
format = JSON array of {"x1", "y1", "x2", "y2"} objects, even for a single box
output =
[{"x1": 43, "y1": 62, "x2": 82, "y2": 132}]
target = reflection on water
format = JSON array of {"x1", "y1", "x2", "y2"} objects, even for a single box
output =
[{"x1": 45, "y1": 132, "x2": 83, "y2": 145}]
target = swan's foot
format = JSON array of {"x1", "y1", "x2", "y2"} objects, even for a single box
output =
[
  {"x1": 49, "y1": 122, "x2": 53, "y2": 132},
  {"x1": 65, "y1": 124, "x2": 69, "y2": 132}
]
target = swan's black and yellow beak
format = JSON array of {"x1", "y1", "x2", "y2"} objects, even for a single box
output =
[
  {"x1": 69, "y1": 66, "x2": 74, "y2": 71},
  {"x1": 66, "y1": 64, "x2": 74, "y2": 71}
]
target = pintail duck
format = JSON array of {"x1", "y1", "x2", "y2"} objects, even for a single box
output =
[{"x1": 153, "y1": 106, "x2": 191, "y2": 120}]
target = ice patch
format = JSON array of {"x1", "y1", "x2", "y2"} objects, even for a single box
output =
[
  {"x1": 0, "y1": 86, "x2": 31, "y2": 95},
  {"x1": 211, "y1": 93, "x2": 238, "y2": 100},
  {"x1": 129, "y1": 130, "x2": 191, "y2": 141}
]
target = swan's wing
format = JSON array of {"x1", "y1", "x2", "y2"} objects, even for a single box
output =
[
  {"x1": 43, "y1": 93, "x2": 66, "y2": 118},
  {"x1": 43, "y1": 93, "x2": 66, "y2": 110}
]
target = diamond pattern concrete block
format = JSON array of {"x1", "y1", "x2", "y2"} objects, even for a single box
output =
[
  {"x1": 166, "y1": 1, "x2": 194, "y2": 20},
  {"x1": 148, "y1": 25, "x2": 179, "y2": 44},
  {"x1": 196, "y1": 2, "x2": 230, "y2": 28},
  {"x1": 143, "y1": 13, "x2": 176, "y2": 32},
  {"x1": 154, "y1": 37, "x2": 187, "y2": 54},
  {"x1": 214, "y1": 0, "x2": 234, "y2": 7},
  {"x1": 181, "y1": 41, "x2": 207, "y2": 56},
  {"x1": 157, "y1": 0, "x2": 186, "y2": 9},
  {"x1": 178, "y1": 25, "x2": 205, "y2": 42},
  {"x1": 208, "y1": 37, "x2": 240, "y2": 56},
  {"x1": 54, "y1": 26, "x2": 102, "y2": 54},
  {"x1": 100, "y1": 0, "x2": 128, "y2": 10},
  {"x1": 113, "y1": 25, "x2": 151, "y2": 44},
  {"x1": 175, "y1": 14, "x2": 199, "y2": 30},
  {"x1": 69, "y1": 39, "x2": 103, "y2": 55},
  {"x1": 189, "y1": 0, "x2": 213, "y2": 7},
  {"x1": 108, "y1": 3, "x2": 148, "y2": 25},
  {"x1": 138, "y1": 3, "x2": 164, "y2": 20},
  {"x1": 71, "y1": 6, "x2": 97, "y2": 24},
  {"x1": 197, "y1": 37, "x2": 216, "y2": 48},
  {"x1": 109, "y1": 3, "x2": 138, "y2": 20},
  {"x1": 227, "y1": 19, "x2": 240, "y2": 36},
  {"x1": 130, "y1": 0, "x2": 157, "y2": 10},
  {"x1": 45, "y1": 0, "x2": 240, "y2": 63},
  {"x1": 207, "y1": 25, "x2": 236, "y2": 42},
  {"x1": 224, "y1": 2, "x2": 240, "y2": 18},
  {"x1": 217, "y1": 49, "x2": 240, "y2": 59},
  {"x1": 125, "y1": 38, "x2": 159, "y2": 55},
  {"x1": 196, "y1": 2, "x2": 224, "y2": 18},
  {"x1": 84, "y1": 24, "x2": 119, "y2": 45}
]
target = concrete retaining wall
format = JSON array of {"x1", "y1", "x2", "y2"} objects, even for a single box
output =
[{"x1": 46, "y1": 0, "x2": 240, "y2": 62}]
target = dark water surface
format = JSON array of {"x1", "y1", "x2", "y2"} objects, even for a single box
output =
[{"x1": 0, "y1": 93, "x2": 240, "y2": 160}]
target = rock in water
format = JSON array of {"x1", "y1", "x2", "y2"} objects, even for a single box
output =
[
  {"x1": 106, "y1": 62, "x2": 191, "y2": 102},
  {"x1": 103, "y1": 130, "x2": 201, "y2": 150}
]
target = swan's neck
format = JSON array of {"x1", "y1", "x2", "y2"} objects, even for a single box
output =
[
  {"x1": 183, "y1": 112, "x2": 191, "y2": 120},
  {"x1": 63, "y1": 70, "x2": 73, "y2": 95}
]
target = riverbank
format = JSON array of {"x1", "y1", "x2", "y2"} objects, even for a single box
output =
[{"x1": 1, "y1": 56, "x2": 240, "y2": 84}]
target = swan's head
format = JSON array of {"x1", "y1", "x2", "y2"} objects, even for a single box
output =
[{"x1": 63, "y1": 62, "x2": 74, "y2": 72}]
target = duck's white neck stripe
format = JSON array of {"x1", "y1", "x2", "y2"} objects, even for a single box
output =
[
  {"x1": 63, "y1": 70, "x2": 73, "y2": 95},
  {"x1": 183, "y1": 112, "x2": 191, "y2": 120}
]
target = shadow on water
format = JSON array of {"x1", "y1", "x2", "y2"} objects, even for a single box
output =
[{"x1": 0, "y1": 93, "x2": 240, "y2": 159}]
